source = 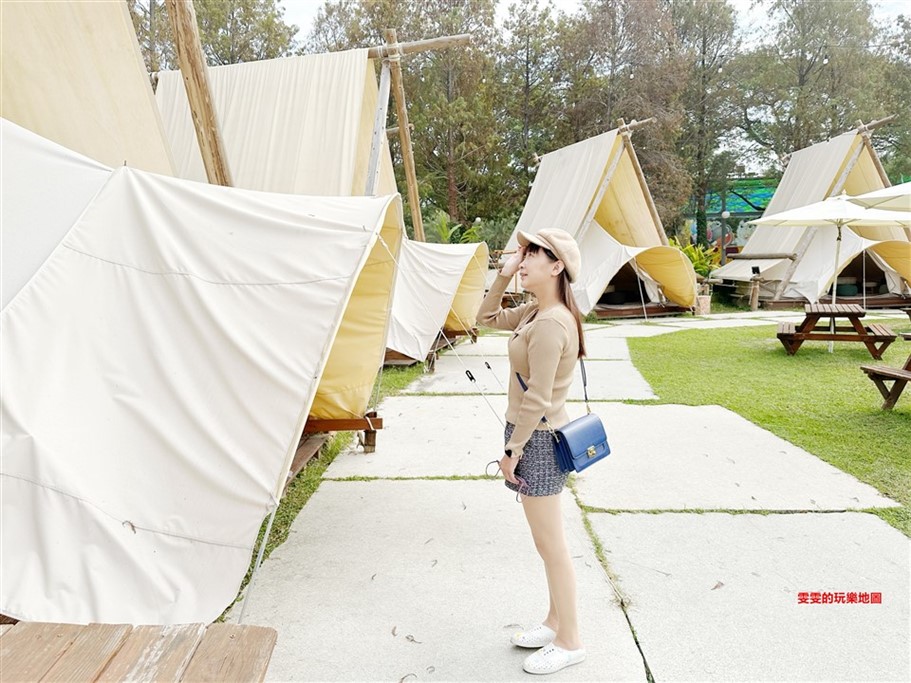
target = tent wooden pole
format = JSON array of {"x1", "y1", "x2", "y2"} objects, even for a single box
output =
[
  {"x1": 385, "y1": 29, "x2": 425, "y2": 242},
  {"x1": 164, "y1": 0, "x2": 232, "y2": 186},
  {"x1": 367, "y1": 34, "x2": 470, "y2": 59},
  {"x1": 828, "y1": 135, "x2": 866, "y2": 197},
  {"x1": 616, "y1": 118, "x2": 668, "y2": 246}
]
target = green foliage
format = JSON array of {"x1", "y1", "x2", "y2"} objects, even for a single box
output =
[
  {"x1": 670, "y1": 237, "x2": 721, "y2": 277},
  {"x1": 629, "y1": 322, "x2": 911, "y2": 537},
  {"x1": 128, "y1": 0, "x2": 297, "y2": 70},
  {"x1": 425, "y1": 209, "x2": 484, "y2": 244}
]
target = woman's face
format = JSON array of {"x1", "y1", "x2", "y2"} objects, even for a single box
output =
[{"x1": 519, "y1": 246, "x2": 561, "y2": 294}]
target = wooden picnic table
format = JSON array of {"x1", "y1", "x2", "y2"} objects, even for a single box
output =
[
  {"x1": 0, "y1": 621, "x2": 277, "y2": 682},
  {"x1": 776, "y1": 303, "x2": 896, "y2": 359},
  {"x1": 860, "y1": 332, "x2": 911, "y2": 410}
]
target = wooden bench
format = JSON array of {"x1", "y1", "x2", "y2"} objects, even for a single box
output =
[
  {"x1": 860, "y1": 365, "x2": 911, "y2": 410},
  {"x1": 0, "y1": 622, "x2": 277, "y2": 682},
  {"x1": 776, "y1": 305, "x2": 896, "y2": 359}
]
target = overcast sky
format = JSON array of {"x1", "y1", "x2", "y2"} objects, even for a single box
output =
[{"x1": 279, "y1": 0, "x2": 907, "y2": 46}]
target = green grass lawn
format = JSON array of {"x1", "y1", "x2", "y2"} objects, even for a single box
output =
[{"x1": 628, "y1": 320, "x2": 911, "y2": 537}]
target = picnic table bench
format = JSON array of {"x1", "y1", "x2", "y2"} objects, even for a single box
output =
[
  {"x1": 0, "y1": 621, "x2": 277, "y2": 682},
  {"x1": 860, "y1": 332, "x2": 911, "y2": 410},
  {"x1": 777, "y1": 303, "x2": 896, "y2": 359}
]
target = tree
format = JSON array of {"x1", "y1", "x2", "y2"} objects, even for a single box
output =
[
  {"x1": 671, "y1": 0, "x2": 740, "y2": 246},
  {"x1": 128, "y1": 0, "x2": 298, "y2": 70},
  {"x1": 733, "y1": 0, "x2": 890, "y2": 164}
]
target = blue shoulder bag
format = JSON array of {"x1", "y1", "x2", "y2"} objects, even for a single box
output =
[{"x1": 516, "y1": 359, "x2": 610, "y2": 473}]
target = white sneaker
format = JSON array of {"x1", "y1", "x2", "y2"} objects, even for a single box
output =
[
  {"x1": 510, "y1": 624, "x2": 557, "y2": 649},
  {"x1": 523, "y1": 643, "x2": 587, "y2": 675}
]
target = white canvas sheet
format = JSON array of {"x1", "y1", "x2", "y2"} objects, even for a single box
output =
[
  {"x1": 155, "y1": 50, "x2": 396, "y2": 196},
  {"x1": 506, "y1": 131, "x2": 617, "y2": 250},
  {"x1": 1, "y1": 161, "x2": 398, "y2": 624},
  {"x1": 1, "y1": 120, "x2": 111, "y2": 309},
  {"x1": 0, "y1": 0, "x2": 173, "y2": 174},
  {"x1": 386, "y1": 241, "x2": 488, "y2": 361},
  {"x1": 764, "y1": 133, "x2": 857, "y2": 215}
]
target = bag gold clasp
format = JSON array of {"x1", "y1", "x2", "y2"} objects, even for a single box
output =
[{"x1": 587, "y1": 445, "x2": 597, "y2": 459}]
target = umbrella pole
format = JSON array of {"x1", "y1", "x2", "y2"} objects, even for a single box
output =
[{"x1": 829, "y1": 225, "x2": 843, "y2": 353}]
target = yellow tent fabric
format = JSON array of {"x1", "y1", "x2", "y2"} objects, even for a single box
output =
[
  {"x1": 0, "y1": 0, "x2": 174, "y2": 174},
  {"x1": 444, "y1": 244, "x2": 490, "y2": 333},
  {"x1": 310, "y1": 201, "x2": 405, "y2": 419}
]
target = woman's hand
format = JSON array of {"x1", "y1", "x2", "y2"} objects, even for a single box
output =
[
  {"x1": 499, "y1": 454, "x2": 519, "y2": 485},
  {"x1": 500, "y1": 245, "x2": 525, "y2": 278}
]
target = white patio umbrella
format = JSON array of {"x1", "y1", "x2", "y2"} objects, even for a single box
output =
[
  {"x1": 753, "y1": 195, "x2": 911, "y2": 350},
  {"x1": 848, "y1": 182, "x2": 911, "y2": 212}
]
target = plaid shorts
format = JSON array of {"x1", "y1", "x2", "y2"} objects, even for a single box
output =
[{"x1": 504, "y1": 422, "x2": 569, "y2": 497}]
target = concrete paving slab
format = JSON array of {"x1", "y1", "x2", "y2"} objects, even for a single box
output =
[
  {"x1": 233, "y1": 481, "x2": 645, "y2": 682},
  {"x1": 446, "y1": 336, "x2": 510, "y2": 356},
  {"x1": 588, "y1": 512, "x2": 910, "y2": 682},
  {"x1": 656, "y1": 318, "x2": 776, "y2": 330},
  {"x1": 575, "y1": 403, "x2": 900, "y2": 511},
  {"x1": 452, "y1": 334, "x2": 630, "y2": 360},
  {"x1": 581, "y1": 324, "x2": 681, "y2": 338},
  {"x1": 404, "y1": 357, "x2": 656, "y2": 400},
  {"x1": 325, "y1": 396, "x2": 508, "y2": 478}
]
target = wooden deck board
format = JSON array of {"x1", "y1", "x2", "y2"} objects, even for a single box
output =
[
  {"x1": 40, "y1": 623, "x2": 132, "y2": 682},
  {"x1": 0, "y1": 622, "x2": 83, "y2": 682},
  {"x1": 95, "y1": 624, "x2": 206, "y2": 683},
  {"x1": 178, "y1": 624, "x2": 277, "y2": 683}
]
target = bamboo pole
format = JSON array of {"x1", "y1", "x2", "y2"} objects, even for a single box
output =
[
  {"x1": 164, "y1": 0, "x2": 232, "y2": 186},
  {"x1": 616, "y1": 117, "x2": 667, "y2": 245},
  {"x1": 385, "y1": 28, "x2": 425, "y2": 242},
  {"x1": 367, "y1": 34, "x2": 470, "y2": 59}
]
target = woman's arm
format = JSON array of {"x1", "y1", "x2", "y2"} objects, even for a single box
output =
[{"x1": 477, "y1": 273, "x2": 532, "y2": 331}]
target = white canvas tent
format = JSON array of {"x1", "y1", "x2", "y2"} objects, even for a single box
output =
[
  {"x1": 155, "y1": 49, "x2": 397, "y2": 196},
  {"x1": 712, "y1": 131, "x2": 909, "y2": 301},
  {"x1": 157, "y1": 51, "x2": 410, "y2": 423},
  {"x1": 504, "y1": 128, "x2": 697, "y2": 313},
  {"x1": 0, "y1": 120, "x2": 403, "y2": 624},
  {"x1": 386, "y1": 240, "x2": 489, "y2": 362},
  {"x1": 0, "y1": 0, "x2": 174, "y2": 174}
]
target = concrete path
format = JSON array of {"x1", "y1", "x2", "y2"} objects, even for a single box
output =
[{"x1": 235, "y1": 311, "x2": 909, "y2": 681}]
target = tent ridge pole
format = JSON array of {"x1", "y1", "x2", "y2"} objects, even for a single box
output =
[
  {"x1": 616, "y1": 117, "x2": 668, "y2": 246},
  {"x1": 385, "y1": 28, "x2": 425, "y2": 241}
]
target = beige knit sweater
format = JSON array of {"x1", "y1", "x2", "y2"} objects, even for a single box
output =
[{"x1": 477, "y1": 274, "x2": 580, "y2": 459}]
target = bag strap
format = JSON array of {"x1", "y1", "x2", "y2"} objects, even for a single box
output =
[{"x1": 515, "y1": 357, "x2": 590, "y2": 419}]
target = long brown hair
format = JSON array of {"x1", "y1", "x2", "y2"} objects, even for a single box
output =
[{"x1": 527, "y1": 244, "x2": 587, "y2": 358}]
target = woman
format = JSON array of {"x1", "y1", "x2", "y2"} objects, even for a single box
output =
[{"x1": 477, "y1": 228, "x2": 587, "y2": 675}]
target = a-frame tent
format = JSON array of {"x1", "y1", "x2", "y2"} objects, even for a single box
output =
[
  {"x1": 385, "y1": 240, "x2": 489, "y2": 363},
  {"x1": 713, "y1": 127, "x2": 910, "y2": 302},
  {"x1": 1, "y1": 119, "x2": 402, "y2": 625},
  {"x1": 504, "y1": 124, "x2": 698, "y2": 314},
  {"x1": 156, "y1": 51, "x2": 405, "y2": 433}
]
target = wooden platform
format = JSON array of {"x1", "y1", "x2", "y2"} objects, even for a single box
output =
[
  {"x1": 0, "y1": 621, "x2": 277, "y2": 682},
  {"x1": 592, "y1": 302, "x2": 690, "y2": 319}
]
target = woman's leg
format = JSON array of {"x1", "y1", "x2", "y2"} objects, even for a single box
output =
[{"x1": 522, "y1": 493, "x2": 582, "y2": 650}]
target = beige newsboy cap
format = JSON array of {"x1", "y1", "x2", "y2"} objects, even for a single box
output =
[{"x1": 517, "y1": 229, "x2": 581, "y2": 283}]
